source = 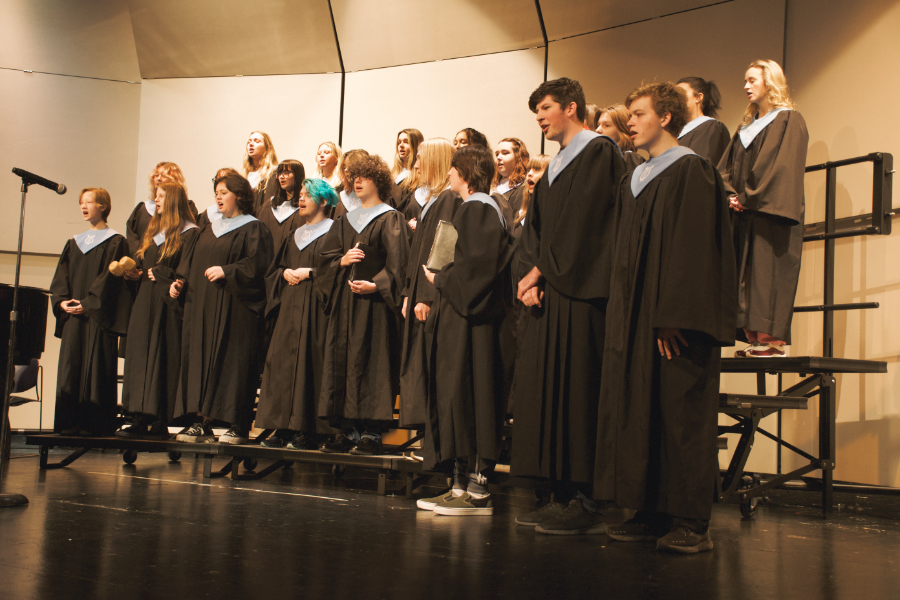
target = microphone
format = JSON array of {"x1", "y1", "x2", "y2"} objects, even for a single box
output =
[{"x1": 12, "y1": 167, "x2": 67, "y2": 194}]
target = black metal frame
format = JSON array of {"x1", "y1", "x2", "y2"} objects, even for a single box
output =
[{"x1": 718, "y1": 152, "x2": 894, "y2": 518}]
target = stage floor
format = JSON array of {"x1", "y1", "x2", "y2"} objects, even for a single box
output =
[{"x1": 2, "y1": 449, "x2": 899, "y2": 599}]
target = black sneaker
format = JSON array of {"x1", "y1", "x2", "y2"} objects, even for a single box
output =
[
  {"x1": 349, "y1": 436, "x2": 383, "y2": 456},
  {"x1": 656, "y1": 526, "x2": 714, "y2": 554},
  {"x1": 515, "y1": 501, "x2": 568, "y2": 527},
  {"x1": 219, "y1": 425, "x2": 249, "y2": 445},
  {"x1": 320, "y1": 434, "x2": 357, "y2": 454},
  {"x1": 176, "y1": 422, "x2": 215, "y2": 443},
  {"x1": 116, "y1": 419, "x2": 169, "y2": 440},
  {"x1": 286, "y1": 432, "x2": 318, "y2": 450},
  {"x1": 260, "y1": 435, "x2": 286, "y2": 448}
]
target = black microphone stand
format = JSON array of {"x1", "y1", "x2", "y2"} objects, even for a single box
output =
[{"x1": 1, "y1": 178, "x2": 33, "y2": 507}]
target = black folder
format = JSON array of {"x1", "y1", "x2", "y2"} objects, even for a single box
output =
[{"x1": 349, "y1": 243, "x2": 386, "y2": 282}]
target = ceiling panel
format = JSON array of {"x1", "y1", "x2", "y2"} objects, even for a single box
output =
[
  {"x1": 127, "y1": 0, "x2": 341, "y2": 78},
  {"x1": 332, "y1": 0, "x2": 544, "y2": 72},
  {"x1": 0, "y1": 0, "x2": 140, "y2": 81},
  {"x1": 539, "y1": 0, "x2": 725, "y2": 41}
]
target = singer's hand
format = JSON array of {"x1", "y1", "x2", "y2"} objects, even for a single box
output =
[
  {"x1": 205, "y1": 266, "x2": 225, "y2": 282},
  {"x1": 61, "y1": 299, "x2": 84, "y2": 315},
  {"x1": 170, "y1": 280, "x2": 184, "y2": 298}
]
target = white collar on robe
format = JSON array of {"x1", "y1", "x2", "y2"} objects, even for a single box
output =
[
  {"x1": 414, "y1": 186, "x2": 431, "y2": 207},
  {"x1": 630, "y1": 146, "x2": 696, "y2": 198},
  {"x1": 340, "y1": 189, "x2": 362, "y2": 212},
  {"x1": 347, "y1": 203, "x2": 395, "y2": 234},
  {"x1": 153, "y1": 221, "x2": 198, "y2": 246},
  {"x1": 740, "y1": 108, "x2": 790, "y2": 148},
  {"x1": 205, "y1": 203, "x2": 223, "y2": 222},
  {"x1": 547, "y1": 130, "x2": 620, "y2": 186},
  {"x1": 294, "y1": 218, "x2": 334, "y2": 251},
  {"x1": 418, "y1": 184, "x2": 452, "y2": 221},
  {"x1": 74, "y1": 227, "x2": 118, "y2": 254},
  {"x1": 465, "y1": 192, "x2": 506, "y2": 229},
  {"x1": 679, "y1": 115, "x2": 715, "y2": 139},
  {"x1": 493, "y1": 179, "x2": 514, "y2": 196},
  {"x1": 271, "y1": 200, "x2": 300, "y2": 223},
  {"x1": 394, "y1": 168, "x2": 409, "y2": 185},
  {"x1": 144, "y1": 199, "x2": 156, "y2": 216},
  {"x1": 211, "y1": 213, "x2": 257, "y2": 238}
]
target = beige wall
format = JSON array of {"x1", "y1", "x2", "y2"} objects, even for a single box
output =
[{"x1": 547, "y1": 0, "x2": 785, "y2": 130}]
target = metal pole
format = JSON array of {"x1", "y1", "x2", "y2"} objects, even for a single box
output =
[
  {"x1": 823, "y1": 167, "x2": 836, "y2": 358},
  {"x1": 1, "y1": 181, "x2": 30, "y2": 506},
  {"x1": 327, "y1": 0, "x2": 346, "y2": 147},
  {"x1": 534, "y1": 0, "x2": 549, "y2": 155}
]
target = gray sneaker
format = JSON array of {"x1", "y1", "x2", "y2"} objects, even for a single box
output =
[
  {"x1": 515, "y1": 501, "x2": 568, "y2": 526},
  {"x1": 432, "y1": 493, "x2": 493, "y2": 516},
  {"x1": 656, "y1": 526, "x2": 714, "y2": 554},
  {"x1": 416, "y1": 490, "x2": 460, "y2": 511},
  {"x1": 535, "y1": 499, "x2": 607, "y2": 535}
]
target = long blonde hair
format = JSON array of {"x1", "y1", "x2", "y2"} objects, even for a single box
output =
[
  {"x1": 417, "y1": 138, "x2": 453, "y2": 202},
  {"x1": 147, "y1": 162, "x2": 186, "y2": 201},
  {"x1": 742, "y1": 59, "x2": 795, "y2": 126},
  {"x1": 138, "y1": 183, "x2": 196, "y2": 261},
  {"x1": 316, "y1": 141, "x2": 344, "y2": 189},
  {"x1": 519, "y1": 154, "x2": 551, "y2": 224},
  {"x1": 242, "y1": 131, "x2": 279, "y2": 192}
]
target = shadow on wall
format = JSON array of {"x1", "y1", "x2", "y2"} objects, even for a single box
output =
[{"x1": 834, "y1": 415, "x2": 900, "y2": 485}]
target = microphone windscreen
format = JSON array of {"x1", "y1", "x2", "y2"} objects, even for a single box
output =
[{"x1": 57, "y1": 184, "x2": 67, "y2": 195}]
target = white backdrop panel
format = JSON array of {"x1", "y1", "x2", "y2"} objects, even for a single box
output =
[
  {"x1": 342, "y1": 48, "x2": 545, "y2": 165},
  {"x1": 135, "y1": 74, "x2": 342, "y2": 210}
]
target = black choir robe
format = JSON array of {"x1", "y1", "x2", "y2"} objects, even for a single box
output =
[
  {"x1": 196, "y1": 204, "x2": 218, "y2": 228},
  {"x1": 175, "y1": 218, "x2": 274, "y2": 426},
  {"x1": 126, "y1": 200, "x2": 199, "y2": 257},
  {"x1": 506, "y1": 184, "x2": 526, "y2": 217},
  {"x1": 592, "y1": 151, "x2": 736, "y2": 520},
  {"x1": 256, "y1": 223, "x2": 332, "y2": 432},
  {"x1": 50, "y1": 232, "x2": 132, "y2": 433},
  {"x1": 390, "y1": 171, "x2": 411, "y2": 209},
  {"x1": 398, "y1": 189, "x2": 463, "y2": 427},
  {"x1": 317, "y1": 207, "x2": 410, "y2": 426},
  {"x1": 394, "y1": 184, "x2": 417, "y2": 222},
  {"x1": 121, "y1": 227, "x2": 200, "y2": 421},
  {"x1": 507, "y1": 213, "x2": 534, "y2": 415},
  {"x1": 256, "y1": 202, "x2": 306, "y2": 260},
  {"x1": 510, "y1": 133, "x2": 625, "y2": 484},
  {"x1": 718, "y1": 110, "x2": 808, "y2": 342},
  {"x1": 679, "y1": 118, "x2": 731, "y2": 167},
  {"x1": 424, "y1": 198, "x2": 515, "y2": 469},
  {"x1": 252, "y1": 175, "x2": 280, "y2": 217},
  {"x1": 623, "y1": 150, "x2": 646, "y2": 172},
  {"x1": 490, "y1": 192, "x2": 516, "y2": 234}
]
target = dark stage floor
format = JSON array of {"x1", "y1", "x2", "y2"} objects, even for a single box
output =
[{"x1": 2, "y1": 449, "x2": 899, "y2": 600}]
